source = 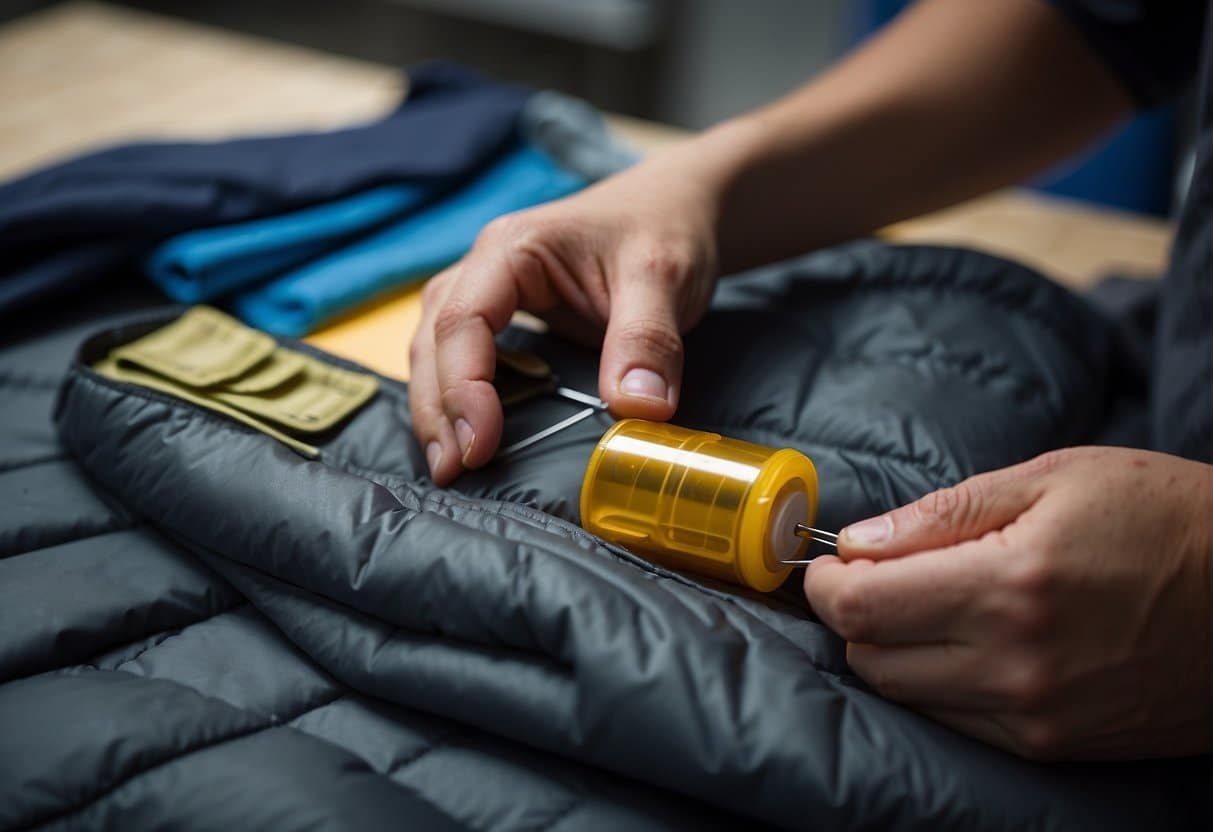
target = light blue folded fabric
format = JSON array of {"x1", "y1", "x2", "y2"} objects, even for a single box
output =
[
  {"x1": 144, "y1": 183, "x2": 431, "y2": 302},
  {"x1": 232, "y1": 144, "x2": 584, "y2": 337}
]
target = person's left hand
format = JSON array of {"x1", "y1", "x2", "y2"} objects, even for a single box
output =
[{"x1": 805, "y1": 446, "x2": 1212, "y2": 760}]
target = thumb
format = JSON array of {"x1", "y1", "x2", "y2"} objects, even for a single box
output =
[
  {"x1": 598, "y1": 272, "x2": 685, "y2": 420},
  {"x1": 838, "y1": 462, "x2": 1046, "y2": 561}
]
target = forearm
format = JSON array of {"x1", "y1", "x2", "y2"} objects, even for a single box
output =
[{"x1": 639, "y1": 0, "x2": 1134, "y2": 274}]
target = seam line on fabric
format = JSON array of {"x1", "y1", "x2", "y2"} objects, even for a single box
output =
[
  {"x1": 33, "y1": 603, "x2": 246, "y2": 688},
  {"x1": 0, "y1": 517, "x2": 139, "y2": 563},
  {"x1": 186, "y1": 538, "x2": 578, "y2": 679},
  {"x1": 13, "y1": 685, "x2": 339, "y2": 832},
  {"x1": 383, "y1": 724, "x2": 467, "y2": 779},
  {"x1": 0, "y1": 453, "x2": 68, "y2": 473},
  {"x1": 538, "y1": 796, "x2": 586, "y2": 832},
  {"x1": 829, "y1": 244, "x2": 1109, "y2": 370}
]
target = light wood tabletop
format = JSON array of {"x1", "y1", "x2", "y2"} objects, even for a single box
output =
[{"x1": 1, "y1": 1, "x2": 1177, "y2": 379}]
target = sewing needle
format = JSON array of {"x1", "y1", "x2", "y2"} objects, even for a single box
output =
[{"x1": 779, "y1": 524, "x2": 840, "y2": 565}]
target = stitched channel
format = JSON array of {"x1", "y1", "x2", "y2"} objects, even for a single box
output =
[
  {"x1": 0, "y1": 517, "x2": 138, "y2": 562},
  {"x1": 0, "y1": 453, "x2": 68, "y2": 474},
  {"x1": 15, "y1": 684, "x2": 341, "y2": 832}
]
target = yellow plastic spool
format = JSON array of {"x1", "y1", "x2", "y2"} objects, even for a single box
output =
[{"x1": 580, "y1": 419, "x2": 820, "y2": 592}]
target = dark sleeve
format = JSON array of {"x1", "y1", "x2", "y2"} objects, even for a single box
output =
[{"x1": 1046, "y1": 0, "x2": 1207, "y2": 108}]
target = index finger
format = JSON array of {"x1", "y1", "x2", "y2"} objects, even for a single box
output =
[
  {"x1": 408, "y1": 272, "x2": 465, "y2": 485},
  {"x1": 804, "y1": 544, "x2": 993, "y2": 645},
  {"x1": 431, "y1": 238, "x2": 552, "y2": 469}
]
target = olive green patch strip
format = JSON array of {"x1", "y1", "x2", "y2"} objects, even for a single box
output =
[
  {"x1": 114, "y1": 306, "x2": 275, "y2": 387},
  {"x1": 93, "y1": 356, "x2": 319, "y2": 458},
  {"x1": 212, "y1": 352, "x2": 378, "y2": 434},
  {"x1": 220, "y1": 348, "x2": 306, "y2": 394},
  {"x1": 95, "y1": 306, "x2": 379, "y2": 453}
]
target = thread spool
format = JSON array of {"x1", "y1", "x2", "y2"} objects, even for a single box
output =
[{"x1": 580, "y1": 419, "x2": 819, "y2": 592}]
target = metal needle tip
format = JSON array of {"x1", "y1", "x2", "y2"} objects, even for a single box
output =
[
  {"x1": 779, "y1": 524, "x2": 839, "y2": 565},
  {"x1": 794, "y1": 524, "x2": 838, "y2": 546},
  {"x1": 495, "y1": 405, "x2": 604, "y2": 461}
]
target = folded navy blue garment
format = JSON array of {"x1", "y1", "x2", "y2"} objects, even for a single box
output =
[
  {"x1": 142, "y1": 89, "x2": 632, "y2": 308},
  {"x1": 234, "y1": 143, "x2": 584, "y2": 336},
  {"x1": 0, "y1": 242, "x2": 131, "y2": 312},
  {"x1": 0, "y1": 62, "x2": 529, "y2": 314}
]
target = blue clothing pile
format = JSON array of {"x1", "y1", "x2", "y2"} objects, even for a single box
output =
[{"x1": 0, "y1": 63, "x2": 628, "y2": 335}]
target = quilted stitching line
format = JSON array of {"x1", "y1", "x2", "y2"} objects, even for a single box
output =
[
  {"x1": 0, "y1": 517, "x2": 139, "y2": 562},
  {"x1": 383, "y1": 723, "x2": 467, "y2": 779},
  {"x1": 0, "y1": 453, "x2": 67, "y2": 473},
  {"x1": 820, "y1": 244, "x2": 1109, "y2": 369},
  {"x1": 110, "y1": 602, "x2": 250, "y2": 673},
  {"x1": 822, "y1": 349, "x2": 1049, "y2": 403},
  {"x1": 538, "y1": 796, "x2": 585, "y2": 832},
  {"x1": 180, "y1": 532, "x2": 582, "y2": 688},
  {"x1": 36, "y1": 600, "x2": 248, "y2": 684},
  {"x1": 15, "y1": 685, "x2": 340, "y2": 832}
]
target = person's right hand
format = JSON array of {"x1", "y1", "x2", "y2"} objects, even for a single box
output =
[{"x1": 409, "y1": 161, "x2": 722, "y2": 485}]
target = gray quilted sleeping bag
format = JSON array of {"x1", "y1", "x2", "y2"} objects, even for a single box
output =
[{"x1": 1, "y1": 242, "x2": 1208, "y2": 830}]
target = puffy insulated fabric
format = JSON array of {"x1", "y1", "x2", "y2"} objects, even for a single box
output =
[
  {"x1": 0, "y1": 295, "x2": 732, "y2": 830},
  {"x1": 4, "y1": 243, "x2": 1209, "y2": 830}
]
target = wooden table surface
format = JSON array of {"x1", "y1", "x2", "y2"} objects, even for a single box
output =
[{"x1": 1, "y1": 1, "x2": 1177, "y2": 379}]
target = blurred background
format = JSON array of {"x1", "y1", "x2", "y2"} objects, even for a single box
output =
[{"x1": 0, "y1": 0, "x2": 1193, "y2": 217}]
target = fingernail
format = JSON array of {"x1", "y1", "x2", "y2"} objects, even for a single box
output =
[
  {"x1": 455, "y1": 418, "x2": 476, "y2": 463},
  {"x1": 842, "y1": 515, "x2": 892, "y2": 546},
  {"x1": 619, "y1": 367, "x2": 668, "y2": 402},
  {"x1": 425, "y1": 441, "x2": 442, "y2": 475}
]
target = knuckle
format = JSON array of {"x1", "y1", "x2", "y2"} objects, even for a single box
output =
[
  {"x1": 916, "y1": 483, "x2": 978, "y2": 529},
  {"x1": 1005, "y1": 549, "x2": 1056, "y2": 599},
  {"x1": 439, "y1": 382, "x2": 488, "y2": 419},
  {"x1": 1027, "y1": 448, "x2": 1071, "y2": 477},
  {"x1": 410, "y1": 399, "x2": 447, "y2": 437},
  {"x1": 614, "y1": 320, "x2": 684, "y2": 364},
  {"x1": 431, "y1": 298, "x2": 474, "y2": 345},
  {"x1": 638, "y1": 244, "x2": 695, "y2": 284},
  {"x1": 831, "y1": 583, "x2": 872, "y2": 643},
  {"x1": 439, "y1": 386, "x2": 460, "y2": 417},
  {"x1": 421, "y1": 276, "x2": 447, "y2": 308},
  {"x1": 1016, "y1": 717, "x2": 1064, "y2": 761},
  {"x1": 912, "y1": 475, "x2": 989, "y2": 533},
  {"x1": 478, "y1": 213, "x2": 520, "y2": 244},
  {"x1": 865, "y1": 664, "x2": 902, "y2": 701},
  {"x1": 480, "y1": 211, "x2": 544, "y2": 250},
  {"x1": 1004, "y1": 597, "x2": 1055, "y2": 642},
  {"x1": 1000, "y1": 658, "x2": 1055, "y2": 713},
  {"x1": 997, "y1": 553, "x2": 1058, "y2": 642}
]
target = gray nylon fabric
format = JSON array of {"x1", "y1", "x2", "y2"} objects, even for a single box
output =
[{"x1": 2, "y1": 242, "x2": 1209, "y2": 829}]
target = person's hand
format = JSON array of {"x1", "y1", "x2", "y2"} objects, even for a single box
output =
[
  {"x1": 805, "y1": 446, "x2": 1212, "y2": 760},
  {"x1": 409, "y1": 161, "x2": 720, "y2": 485}
]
